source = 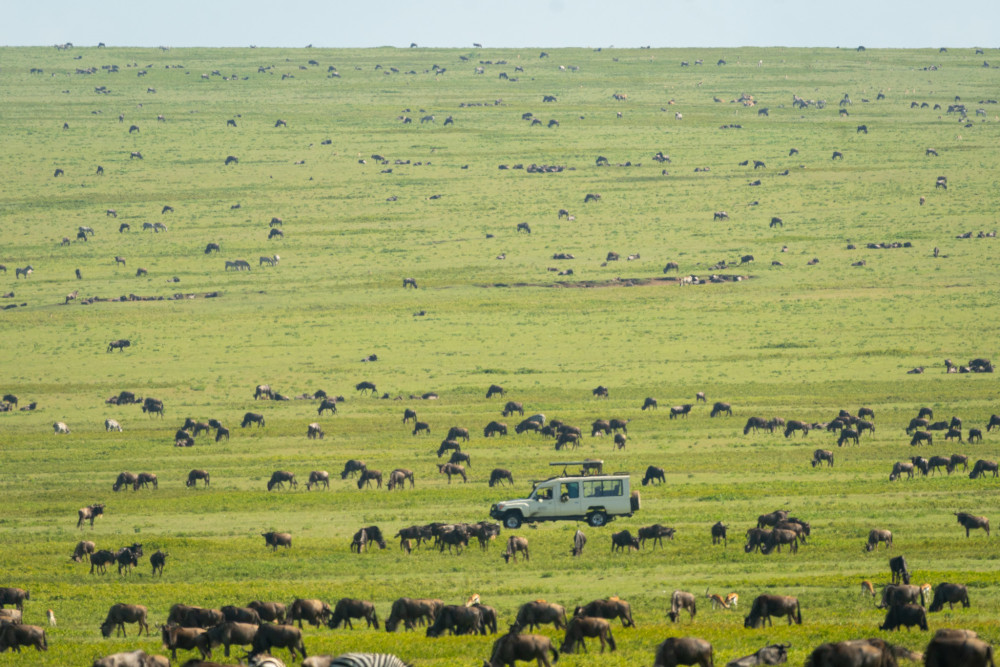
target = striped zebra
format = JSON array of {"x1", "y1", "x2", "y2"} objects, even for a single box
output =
[{"x1": 302, "y1": 653, "x2": 411, "y2": 667}]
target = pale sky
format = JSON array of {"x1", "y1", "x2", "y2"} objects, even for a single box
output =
[{"x1": 4, "y1": 0, "x2": 997, "y2": 49}]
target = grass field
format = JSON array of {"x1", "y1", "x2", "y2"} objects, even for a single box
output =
[{"x1": 1, "y1": 44, "x2": 999, "y2": 665}]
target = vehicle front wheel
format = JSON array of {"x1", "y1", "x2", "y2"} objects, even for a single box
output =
[
  {"x1": 588, "y1": 511, "x2": 607, "y2": 527},
  {"x1": 504, "y1": 512, "x2": 523, "y2": 529}
]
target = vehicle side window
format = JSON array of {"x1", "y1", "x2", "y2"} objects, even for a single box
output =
[{"x1": 583, "y1": 481, "x2": 599, "y2": 498}]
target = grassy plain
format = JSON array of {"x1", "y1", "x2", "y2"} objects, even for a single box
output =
[{"x1": 0, "y1": 44, "x2": 999, "y2": 665}]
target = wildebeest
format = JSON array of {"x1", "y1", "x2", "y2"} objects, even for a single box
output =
[
  {"x1": 387, "y1": 468, "x2": 415, "y2": 490},
  {"x1": 220, "y1": 605, "x2": 261, "y2": 625},
  {"x1": 142, "y1": 397, "x2": 164, "y2": 417},
  {"x1": 100, "y1": 603, "x2": 149, "y2": 637},
  {"x1": 402, "y1": 277, "x2": 417, "y2": 288},
  {"x1": 89, "y1": 550, "x2": 115, "y2": 574},
  {"x1": 0, "y1": 588, "x2": 30, "y2": 611},
  {"x1": 743, "y1": 595, "x2": 801, "y2": 628},
  {"x1": 186, "y1": 469, "x2": 210, "y2": 487},
  {"x1": 307, "y1": 423, "x2": 325, "y2": 440},
  {"x1": 305, "y1": 470, "x2": 329, "y2": 490},
  {"x1": 667, "y1": 590, "x2": 697, "y2": 622},
  {"x1": 242, "y1": 412, "x2": 265, "y2": 427},
  {"x1": 592, "y1": 385, "x2": 609, "y2": 397},
  {"x1": 204, "y1": 242, "x2": 221, "y2": 254},
  {"x1": 838, "y1": 429, "x2": 859, "y2": 447},
  {"x1": 574, "y1": 598, "x2": 635, "y2": 627},
  {"x1": 503, "y1": 401, "x2": 524, "y2": 417},
  {"x1": 571, "y1": 530, "x2": 587, "y2": 557},
  {"x1": 923, "y1": 631, "x2": 993, "y2": 667},
  {"x1": 865, "y1": 529, "x2": 892, "y2": 552},
  {"x1": 77, "y1": 503, "x2": 105, "y2": 528},
  {"x1": 289, "y1": 598, "x2": 332, "y2": 628},
  {"x1": 225, "y1": 155, "x2": 239, "y2": 165},
  {"x1": 206, "y1": 621, "x2": 259, "y2": 658},
  {"x1": 502, "y1": 536, "x2": 530, "y2": 563},
  {"x1": 72, "y1": 540, "x2": 96, "y2": 562},
  {"x1": 560, "y1": 616, "x2": 616, "y2": 654},
  {"x1": 160, "y1": 625, "x2": 210, "y2": 661},
  {"x1": 670, "y1": 404, "x2": 693, "y2": 419},
  {"x1": 340, "y1": 460, "x2": 366, "y2": 479},
  {"x1": 268, "y1": 228, "x2": 283, "y2": 239},
  {"x1": 446, "y1": 426, "x2": 470, "y2": 442},
  {"x1": 115, "y1": 543, "x2": 142, "y2": 575},
  {"x1": 316, "y1": 398, "x2": 338, "y2": 416},
  {"x1": 486, "y1": 384, "x2": 506, "y2": 398},
  {"x1": 484, "y1": 421, "x2": 508, "y2": 437},
  {"x1": 725, "y1": 643, "x2": 789, "y2": 667},
  {"x1": 928, "y1": 582, "x2": 970, "y2": 612},
  {"x1": 653, "y1": 637, "x2": 713, "y2": 667},
  {"x1": 969, "y1": 460, "x2": 998, "y2": 479},
  {"x1": 267, "y1": 471, "x2": 297, "y2": 491},
  {"x1": 515, "y1": 601, "x2": 567, "y2": 632},
  {"x1": 889, "y1": 461, "x2": 914, "y2": 481},
  {"x1": 385, "y1": 597, "x2": 442, "y2": 632},
  {"x1": 805, "y1": 639, "x2": 912, "y2": 667},
  {"x1": 251, "y1": 623, "x2": 306, "y2": 662},
  {"x1": 248, "y1": 600, "x2": 287, "y2": 624},
  {"x1": 880, "y1": 603, "x2": 928, "y2": 631},
  {"x1": 357, "y1": 468, "x2": 383, "y2": 489},
  {"x1": 0, "y1": 623, "x2": 47, "y2": 652},
  {"x1": 426, "y1": 604, "x2": 483, "y2": 637},
  {"x1": 954, "y1": 511, "x2": 990, "y2": 536},
  {"x1": 879, "y1": 583, "x2": 925, "y2": 609},
  {"x1": 328, "y1": 598, "x2": 379, "y2": 630},
  {"x1": 150, "y1": 550, "x2": 167, "y2": 576},
  {"x1": 710, "y1": 402, "x2": 732, "y2": 417},
  {"x1": 113, "y1": 471, "x2": 137, "y2": 491},
  {"x1": 711, "y1": 522, "x2": 728, "y2": 546},
  {"x1": 889, "y1": 555, "x2": 911, "y2": 584},
  {"x1": 642, "y1": 465, "x2": 666, "y2": 486},
  {"x1": 812, "y1": 449, "x2": 834, "y2": 467},
  {"x1": 485, "y1": 630, "x2": 559, "y2": 667},
  {"x1": 638, "y1": 524, "x2": 675, "y2": 549},
  {"x1": 910, "y1": 430, "x2": 932, "y2": 446}
]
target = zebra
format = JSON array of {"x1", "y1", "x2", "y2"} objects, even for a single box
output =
[
  {"x1": 305, "y1": 653, "x2": 411, "y2": 667},
  {"x1": 260, "y1": 255, "x2": 280, "y2": 267}
]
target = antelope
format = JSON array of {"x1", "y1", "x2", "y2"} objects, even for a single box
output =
[
  {"x1": 705, "y1": 589, "x2": 730, "y2": 610},
  {"x1": 861, "y1": 580, "x2": 876, "y2": 598}
]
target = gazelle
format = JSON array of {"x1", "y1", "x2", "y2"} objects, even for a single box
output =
[
  {"x1": 861, "y1": 580, "x2": 876, "y2": 598},
  {"x1": 705, "y1": 588, "x2": 730, "y2": 610}
]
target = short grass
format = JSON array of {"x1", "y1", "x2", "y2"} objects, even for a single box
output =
[{"x1": 0, "y1": 45, "x2": 999, "y2": 665}]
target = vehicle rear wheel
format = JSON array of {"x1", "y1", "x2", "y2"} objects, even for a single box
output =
[
  {"x1": 588, "y1": 511, "x2": 607, "y2": 527},
  {"x1": 504, "y1": 512, "x2": 523, "y2": 529}
]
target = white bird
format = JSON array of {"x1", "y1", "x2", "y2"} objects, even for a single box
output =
[{"x1": 47, "y1": 609, "x2": 56, "y2": 626}]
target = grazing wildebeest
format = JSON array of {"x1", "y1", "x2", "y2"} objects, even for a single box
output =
[
  {"x1": 112, "y1": 471, "x2": 137, "y2": 491},
  {"x1": 880, "y1": 603, "x2": 928, "y2": 631},
  {"x1": 248, "y1": 601, "x2": 287, "y2": 624},
  {"x1": 711, "y1": 402, "x2": 732, "y2": 417},
  {"x1": 305, "y1": 423, "x2": 326, "y2": 441},
  {"x1": 150, "y1": 550, "x2": 167, "y2": 576},
  {"x1": 289, "y1": 599, "x2": 332, "y2": 628},
  {"x1": 489, "y1": 468, "x2": 514, "y2": 487},
  {"x1": 642, "y1": 397, "x2": 659, "y2": 411},
  {"x1": 642, "y1": 466, "x2": 666, "y2": 486},
  {"x1": 252, "y1": 623, "x2": 307, "y2": 662},
  {"x1": 503, "y1": 401, "x2": 524, "y2": 417},
  {"x1": 105, "y1": 418, "x2": 124, "y2": 433},
  {"x1": 837, "y1": 429, "x2": 859, "y2": 447},
  {"x1": 402, "y1": 277, "x2": 417, "y2": 289},
  {"x1": 653, "y1": 637, "x2": 713, "y2": 667},
  {"x1": 262, "y1": 532, "x2": 292, "y2": 552},
  {"x1": 0, "y1": 623, "x2": 47, "y2": 652},
  {"x1": 667, "y1": 590, "x2": 697, "y2": 622},
  {"x1": 204, "y1": 242, "x2": 221, "y2": 254},
  {"x1": 402, "y1": 408, "x2": 418, "y2": 424},
  {"x1": 446, "y1": 426, "x2": 470, "y2": 442},
  {"x1": 574, "y1": 598, "x2": 635, "y2": 628},
  {"x1": 571, "y1": 529, "x2": 587, "y2": 557},
  {"x1": 242, "y1": 412, "x2": 265, "y2": 427},
  {"x1": 910, "y1": 430, "x2": 932, "y2": 446},
  {"x1": 889, "y1": 555, "x2": 911, "y2": 584},
  {"x1": 514, "y1": 601, "x2": 567, "y2": 632},
  {"x1": 225, "y1": 155, "x2": 238, "y2": 165},
  {"x1": 387, "y1": 468, "x2": 415, "y2": 490},
  {"x1": 744, "y1": 595, "x2": 801, "y2": 628},
  {"x1": 205, "y1": 621, "x2": 259, "y2": 658},
  {"x1": 592, "y1": 385, "x2": 609, "y2": 397},
  {"x1": 757, "y1": 510, "x2": 789, "y2": 529},
  {"x1": 744, "y1": 417, "x2": 768, "y2": 434},
  {"x1": 142, "y1": 397, "x2": 164, "y2": 418},
  {"x1": 969, "y1": 428, "x2": 983, "y2": 443},
  {"x1": 327, "y1": 598, "x2": 379, "y2": 630},
  {"x1": 426, "y1": 604, "x2": 483, "y2": 637},
  {"x1": 485, "y1": 630, "x2": 559, "y2": 667},
  {"x1": 927, "y1": 582, "x2": 969, "y2": 612},
  {"x1": 437, "y1": 463, "x2": 467, "y2": 483},
  {"x1": 515, "y1": 419, "x2": 541, "y2": 434},
  {"x1": 663, "y1": 262, "x2": 680, "y2": 273},
  {"x1": 889, "y1": 461, "x2": 914, "y2": 481},
  {"x1": 969, "y1": 460, "x2": 998, "y2": 480},
  {"x1": 711, "y1": 522, "x2": 728, "y2": 546},
  {"x1": 502, "y1": 536, "x2": 530, "y2": 563},
  {"x1": 484, "y1": 421, "x2": 508, "y2": 437},
  {"x1": 340, "y1": 460, "x2": 366, "y2": 479},
  {"x1": 411, "y1": 420, "x2": 431, "y2": 436},
  {"x1": 486, "y1": 384, "x2": 505, "y2": 398},
  {"x1": 267, "y1": 470, "x2": 297, "y2": 491},
  {"x1": 268, "y1": 228, "x2": 283, "y2": 240},
  {"x1": 726, "y1": 644, "x2": 789, "y2": 667},
  {"x1": 955, "y1": 511, "x2": 990, "y2": 536},
  {"x1": 186, "y1": 469, "x2": 210, "y2": 487},
  {"x1": 160, "y1": 625, "x2": 210, "y2": 661},
  {"x1": 560, "y1": 616, "x2": 616, "y2": 654},
  {"x1": 100, "y1": 604, "x2": 149, "y2": 638},
  {"x1": 812, "y1": 449, "x2": 834, "y2": 467},
  {"x1": 805, "y1": 639, "x2": 914, "y2": 667},
  {"x1": 865, "y1": 529, "x2": 893, "y2": 552},
  {"x1": 437, "y1": 439, "x2": 461, "y2": 458},
  {"x1": 714, "y1": 211, "x2": 729, "y2": 220},
  {"x1": 72, "y1": 540, "x2": 96, "y2": 562},
  {"x1": 77, "y1": 503, "x2": 104, "y2": 528},
  {"x1": 304, "y1": 470, "x2": 329, "y2": 490},
  {"x1": 670, "y1": 404, "x2": 693, "y2": 419},
  {"x1": 356, "y1": 381, "x2": 377, "y2": 395},
  {"x1": 357, "y1": 468, "x2": 383, "y2": 489},
  {"x1": 384, "y1": 598, "x2": 442, "y2": 632}
]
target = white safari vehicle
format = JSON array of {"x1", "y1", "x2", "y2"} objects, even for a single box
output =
[{"x1": 489, "y1": 461, "x2": 639, "y2": 529}]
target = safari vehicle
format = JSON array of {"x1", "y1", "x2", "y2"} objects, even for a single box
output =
[{"x1": 489, "y1": 461, "x2": 639, "y2": 529}]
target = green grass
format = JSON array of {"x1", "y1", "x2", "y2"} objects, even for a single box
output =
[{"x1": 1, "y1": 44, "x2": 999, "y2": 665}]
